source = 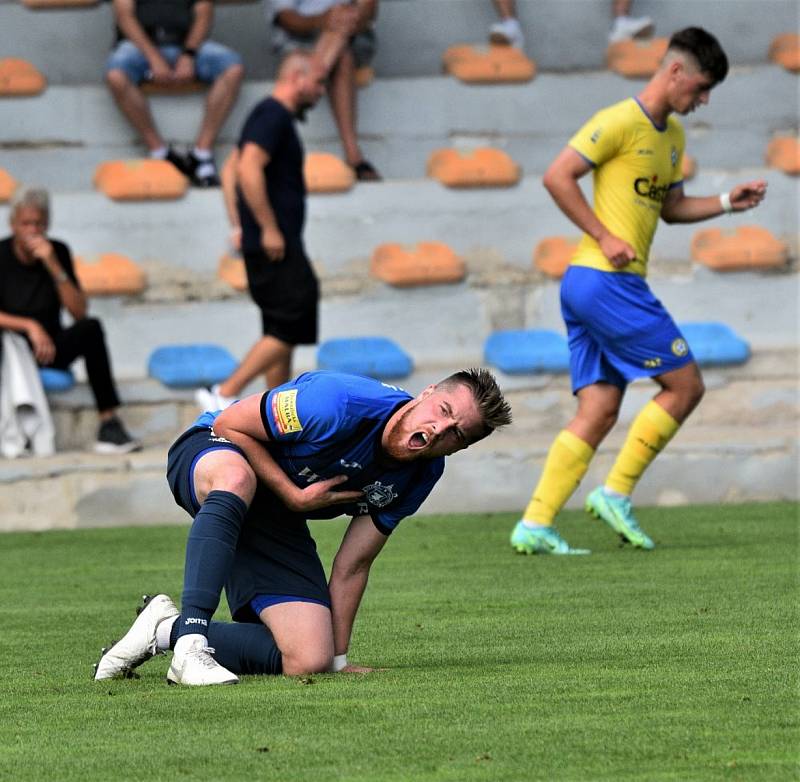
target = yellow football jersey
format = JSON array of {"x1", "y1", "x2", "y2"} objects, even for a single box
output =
[{"x1": 568, "y1": 98, "x2": 685, "y2": 277}]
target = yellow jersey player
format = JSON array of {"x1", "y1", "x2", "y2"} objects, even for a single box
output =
[{"x1": 511, "y1": 27, "x2": 767, "y2": 555}]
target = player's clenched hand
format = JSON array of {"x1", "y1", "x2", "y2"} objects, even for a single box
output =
[
  {"x1": 286, "y1": 474, "x2": 363, "y2": 512},
  {"x1": 261, "y1": 225, "x2": 285, "y2": 262},
  {"x1": 599, "y1": 232, "x2": 636, "y2": 269},
  {"x1": 729, "y1": 179, "x2": 767, "y2": 212}
]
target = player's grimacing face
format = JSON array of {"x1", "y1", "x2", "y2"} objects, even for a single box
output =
[{"x1": 383, "y1": 383, "x2": 485, "y2": 461}]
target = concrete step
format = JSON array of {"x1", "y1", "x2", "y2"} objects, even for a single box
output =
[
  {"x1": 2, "y1": 0, "x2": 797, "y2": 84},
  {"x1": 46, "y1": 345, "x2": 799, "y2": 447},
  {"x1": 0, "y1": 353, "x2": 800, "y2": 531},
  {"x1": 2, "y1": 67, "x2": 797, "y2": 184}
]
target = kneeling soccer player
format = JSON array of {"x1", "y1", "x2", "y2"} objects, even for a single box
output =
[{"x1": 95, "y1": 369, "x2": 511, "y2": 684}]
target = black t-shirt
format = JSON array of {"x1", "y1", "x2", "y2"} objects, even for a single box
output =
[
  {"x1": 0, "y1": 237, "x2": 78, "y2": 339},
  {"x1": 236, "y1": 97, "x2": 306, "y2": 255},
  {"x1": 116, "y1": 0, "x2": 197, "y2": 46}
]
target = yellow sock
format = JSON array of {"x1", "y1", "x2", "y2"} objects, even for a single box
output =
[
  {"x1": 606, "y1": 400, "x2": 680, "y2": 496},
  {"x1": 522, "y1": 430, "x2": 595, "y2": 525}
]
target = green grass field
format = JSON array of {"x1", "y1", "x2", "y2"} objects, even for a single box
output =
[{"x1": 0, "y1": 502, "x2": 797, "y2": 781}]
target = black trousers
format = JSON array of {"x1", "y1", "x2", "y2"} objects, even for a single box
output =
[{"x1": 49, "y1": 318, "x2": 121, "y2": 412}]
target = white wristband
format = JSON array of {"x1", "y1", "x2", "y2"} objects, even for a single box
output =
[
  {"x1": 719, "y1": 191, "x2": 734, "y2": 214},
  {"x1": 332, "y1": 654, "x2": 348, "y2": 672}
]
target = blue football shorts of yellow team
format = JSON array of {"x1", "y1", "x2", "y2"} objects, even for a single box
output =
[{"x1": 561, "y1": 266, "x2": 695, "y2": 394}]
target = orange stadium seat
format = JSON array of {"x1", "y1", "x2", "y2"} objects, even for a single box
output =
[
  {"x1": 768, "y1": 33, "x2": 800, "y2": 72},
  {"x1": 691, "y1": 225, "x2": 789, "y2": 272},
  {"x1": 0, "y1": 169, "x2": 18, "y2": 202},
  {"x1": 533, "y1": 236, "x2": 580, "y2": 279},
  {"x1": 304, "y1": 152, "x2": 355, "y2": 193},
  {"x1": 606, "y1": 38, "x2": 668, "y2": 78},
  {"x1": 370, "y1": 241, "x2": 466, "y2": 287},
  {"x1": 21, "y1": 0, "x2": 98, "y2": 7},
  {"x1": 442, "y1": 44, "x2": 536, "y2": 84},
  {"x1": 217, "y1": 254, "x2": 248, "y2": 292},
  {"x1": 94, "y1": 159, "x2": 188, "y2": 200},
  {"x1": 0, "y1": 58, "x2": 47, "y2": 96},
  {"x1": 427, "y1": 147, "x2": 521, "y2": 188},
  {"x1": 765, "y1": 136, "x2": 800, "y2": 175},
  {"x1": 74, "y1": 253, "x2": 146, "y2": 296},
  {"x1": 681, "y1": 153, "x2": 697, "y2": 181}
]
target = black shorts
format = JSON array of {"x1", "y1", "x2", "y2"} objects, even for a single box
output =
[
  {"x1": 166, "y1": 426, "x2": 330, "y2": 623},
  {"x1": 244, "y1": 244, "x2": 318, "y2": 346}
]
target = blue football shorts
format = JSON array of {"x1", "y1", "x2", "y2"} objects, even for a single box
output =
[{"x1": 560, "y1": 265, "x2": 694, "y2": 394}]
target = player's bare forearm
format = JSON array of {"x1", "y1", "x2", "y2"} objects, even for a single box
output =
[
  {"x1": 329, "y1": 515, "x2": 387, "y2": 657},
  {"x1": 661, "y1": 180, "x2": 767, "y2": 224},
  {"x1": 660, "y1": 193, "x2": 726, "y2": 223},
  {"x1": 543, "y1": 148, "x2": 609, "y2": 244}
]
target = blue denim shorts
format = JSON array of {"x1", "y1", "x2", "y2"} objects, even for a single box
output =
[{"x1": 106, "y1": 39, "x2": 242, "y2": 84}]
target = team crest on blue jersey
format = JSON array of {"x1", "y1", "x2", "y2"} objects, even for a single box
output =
[
  {"x1": 671, "y1": 338, "x2": 689, "y2": 357},
  {"x1": 363, "y1": 481, "x2": 397, "y2": 507},
  {"x1": 670, "y1": 146, "x2": 678, "y2": 167}
]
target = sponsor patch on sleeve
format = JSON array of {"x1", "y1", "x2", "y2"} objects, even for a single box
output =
[{"x1": 271, "y1": 389, "x2": 303, "y2": 435}]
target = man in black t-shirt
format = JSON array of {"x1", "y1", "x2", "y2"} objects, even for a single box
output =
[
  {"x1": 0, "y1": 189, "x2": 140, "y2": 454},
  {"x1": 196, "y1": 51, "x2": 327, "y2": 413},
  {"x1": 105, "y1": 0, "x2": 244, "y2": 187}
]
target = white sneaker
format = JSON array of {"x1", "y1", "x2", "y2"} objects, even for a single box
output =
[
  {"x1": 167, "y1": 636, "x2": 239, "y2": 686},
  {"x1": 93, "y1": 594, "x2": 178, "y2": 680},
  {"x1": 608, "y1": 15, "x2": 655, "y2": 43},
  {"x1": 489, "y1": 17, "x2": 525, "y2": 49},
  {"x1": 194, "y1": 384, "x2": 236, "y2": 413}
]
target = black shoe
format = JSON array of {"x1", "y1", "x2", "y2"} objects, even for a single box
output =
[
  {"x1": 164, "y1": 146, "x2": 191, "y2": 177},
  {"x1": 186, "y1": 152, "x2": 221, "y2": 187},
  {"x1": 94, "y1": 417, "x2": 142, "y2": 455}
]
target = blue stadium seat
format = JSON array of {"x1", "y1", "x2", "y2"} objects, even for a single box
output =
[
  {"x1": 147, "y1": 344, "x2": 238, "y2": 388},
  {"x1": 39, "y1": 367, "x2": 75, "y2": 393},
  {"x1": 317, "y1": 337, "x2": 413, "y2": 379},
  {"x1": 484, "y1": 329, "x2": 570, "y2": 374},
  {"x1": 679, "y1": 322, "x2": 751, "y2": 367}
]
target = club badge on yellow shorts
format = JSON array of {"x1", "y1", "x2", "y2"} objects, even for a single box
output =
[{"x1": 271, "y1": 389, "x2": 303, "y2": 435}]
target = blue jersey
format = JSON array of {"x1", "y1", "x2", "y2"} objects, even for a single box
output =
[{"x1": 195, "y1": 371, "x2": 445, "y2": 535}]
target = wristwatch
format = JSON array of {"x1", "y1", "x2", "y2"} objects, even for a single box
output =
[{"x1": 182, "y1": 47, "x2": 197, "y2": 58}]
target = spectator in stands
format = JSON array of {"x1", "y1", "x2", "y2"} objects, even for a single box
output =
[
  {"x1": 268, "y1": 0, "x2": 382, "y2": 182},
  {"x1": 196, "y1": 51, "x2": 326, "y2": 412},
  {"x1": 488, "y1": 1, "x2": 654, "y2": 49},
  {"x1": 105, "y1": 0, "x2": 245, "y2": 187},
  {"x1": 0, "y1": 189, "x2": 140, "y2": 454}
]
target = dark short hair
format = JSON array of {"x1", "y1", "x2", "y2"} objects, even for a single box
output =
[
  {"x1": 437, "y1": 368, "x2": 512, "y2": 440},
  {"x1": 668, "y1": 27, "x2": 728, "y2": 85}
]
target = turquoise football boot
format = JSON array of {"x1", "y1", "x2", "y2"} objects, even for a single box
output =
[
  {"x1": 585, "y1": 487, "x2": 655, "y2": 549},
  {"x1": 510, "y1": 521, "x2": 590, "y2": 555}
]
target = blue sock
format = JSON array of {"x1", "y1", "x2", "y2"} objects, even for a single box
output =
[
  {"x1": 170, "y1": 619, "x2": 283, "y2": 675},
  {"x1": 176, "y1": 490, "x2": 248, "y2": 641}
]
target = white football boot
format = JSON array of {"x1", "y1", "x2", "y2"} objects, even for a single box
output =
[
  {"x1": 167, "y1": 636, "x2": 239, "y2": 686},
  {"x1": 93, "y1": 594, "x2": 179, "y2": 680}
]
